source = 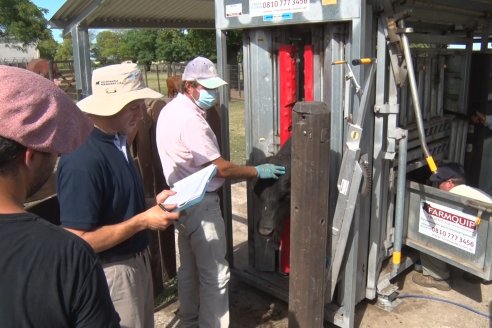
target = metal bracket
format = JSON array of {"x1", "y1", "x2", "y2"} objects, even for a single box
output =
[
  {"x1": 381, "y1": 0, "x2": 415, "y2": 86},
  {"x1": 374, "y1": 103, "x2": 399, "y2": 114},
  {"x1": 385, "y1": 117, "x2": 407, "y2": 160},
  {"x1": 327, "y1": 59, "x2": 378, "y2": 300},
  {"x1": 376, "y1": 284, "x2": 402, "y2": 312}
]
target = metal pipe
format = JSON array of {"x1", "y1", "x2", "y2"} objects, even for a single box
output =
[
  {"x1": 399, "y1": 22, "x2": 437, "y2": 173},
  {"x1": 392, "y1": 130, "x2": 408, "y2": 274}
]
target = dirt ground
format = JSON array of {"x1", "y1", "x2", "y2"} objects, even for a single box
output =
[{"x1": 154, "y1": 182, "x2": 492, "y2": 327}]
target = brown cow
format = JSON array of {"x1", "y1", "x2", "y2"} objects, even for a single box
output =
[
  {"x1": 166, "y1": 75, "x2": 182, "y2": 98},
  {"x1": 26, "y1": 59, "x2": 59, "y2": 80}
]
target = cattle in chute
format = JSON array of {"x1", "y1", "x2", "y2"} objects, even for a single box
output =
[
  {"x1": 166, "y1": 75, "x2": 182, "y2": 98},
  {"x1": 27, "y1": 59, "x2": 59, "y2": 80},
  {"x1": 253, "y1": 138, "x2": 292, "y2": 245}
]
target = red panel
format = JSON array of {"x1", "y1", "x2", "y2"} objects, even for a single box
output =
[
  {"x1": 304, "y1": 45, "x2": 314, "y2": 101},
  {"x1": 278, "y1": 45, "x2": 296, "y2": 274},
  {"x1": 279, "y1": 218, "x2": 291, "y2": 274},
  {"x1": 279, "y1": 45, "x2": 296, "y2": 147}
]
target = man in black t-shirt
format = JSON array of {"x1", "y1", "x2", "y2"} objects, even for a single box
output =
[{"x1": 0, "y1": 65, "x2": 120, "y2": 327}]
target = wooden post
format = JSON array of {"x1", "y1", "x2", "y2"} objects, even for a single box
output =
[
  {"x1": 48, "y1": 60, "x2": 54, "y2": 81},
  {"x1": 156, "y1": 64, "x2": 161, "y2": 94},
  {"x1": 129, "y1": 98, "x2": 177, "y2": 294},
  {"x1": 288, "y1": 101, "x2": 330, "y2": 328},
  {"x1": 143, "y1": 67, "x2": 148, "y2": 86}
]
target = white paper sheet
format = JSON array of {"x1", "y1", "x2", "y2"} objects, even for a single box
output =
[{"x1": 162, "y1": 164, "x2": 217, "y2": 212}]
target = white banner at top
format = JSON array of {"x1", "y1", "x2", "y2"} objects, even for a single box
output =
[{"x1": 249, "y1": 0, "x2": 310, "y2": 17}]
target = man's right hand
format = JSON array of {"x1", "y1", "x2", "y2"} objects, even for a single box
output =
[
  {"x1": 143, "y1": 205, "x2": 180, "y2": 230},
  {"x1": 64, "y1": 189, "x2": 180, "y2": 253},
  {"x1": 143, "y1": 189, "x2": 180, "y2": 230},
  {"x1": 255, "y1": 164, "x2": 286, "y2": 180},
  {"x1": 471, "y1": 111, "x2": 486, "y2": 125}
]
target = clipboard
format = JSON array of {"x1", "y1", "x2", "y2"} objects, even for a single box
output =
[{"x1": 162, "y1": 164, "x2": 217, "y2": 212}]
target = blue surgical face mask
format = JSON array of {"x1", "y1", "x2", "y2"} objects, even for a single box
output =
[{"x1": 193, "y1": 89, "x2": 218, "y2": 110}]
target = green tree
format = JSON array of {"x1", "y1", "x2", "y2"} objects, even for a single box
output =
[
  {"x1": 156, "y1": 29, "x2": 193, "y2": 63},
  {"x1": 37, "y1": 37, "x2": 58, "y2": 59},
  {"x1": 0, "y1": 0, "x2": 51, "y2": 45},
  {"x1": 225, "y1": 30, "x2": 243, "y2": 64},
  {"x1": 116, "y1": 31, "x2": 135, "y2": 62},
  {"x1": 155, "y1": 29, "x2": 242, "y2": 64},
  {"x1": 123, "y1": 29, "x2": 157, "y2": 70},
  {"x1": 55, "y1": 36, "x2": 73, "y2": 61},
  {"x1": 92, "y1": 30, "x2": 125, "y2": 65},
  {"x1": 155, "y1": 29, "x2": 192, "y2": 63},
  {"x1": 186, "y1": 29, "x2": 217, "y2": 61}
]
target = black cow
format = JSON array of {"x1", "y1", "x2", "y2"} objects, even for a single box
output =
[{"x1": 253, "y1": 138, "x2": 292, "y2": 245}]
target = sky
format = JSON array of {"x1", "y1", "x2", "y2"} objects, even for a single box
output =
[{"x1": 31, "y1": 0, "x2": 66, "y2": 41}]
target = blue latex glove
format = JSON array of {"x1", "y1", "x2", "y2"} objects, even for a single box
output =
[{"x1": 255, "y1": 164, "x2": 286, "y2": 180}]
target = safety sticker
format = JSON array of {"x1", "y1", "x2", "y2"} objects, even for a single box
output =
[
  {"x1": 339, "y1": 179, "x2": 349, "y2": 196},
  {"x1": 226, "y1": 3, "x2": 243, "y2": 17},
  {"x1": 263, "y1": 12, "x2": 293, "y2": 22}
]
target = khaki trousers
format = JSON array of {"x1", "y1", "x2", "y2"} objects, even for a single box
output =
[{"x1": 102, "y1": 249, "x2": 154, "y2": 328}]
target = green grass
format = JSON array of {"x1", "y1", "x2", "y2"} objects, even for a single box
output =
[
  {"x1": 154, "y1": 278, "x2": 177, "y2": 310},
  {"x1": 228, "y1": 99, "x2": 246, "y2": 165},
  {"x1": 142, "y1": 69, "x2": 169, "y2": 96}
]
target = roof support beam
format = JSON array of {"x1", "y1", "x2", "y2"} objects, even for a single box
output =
[
  {"x1": 425, "y1": 0, "x2": 492, "y2": 13},
  {"x1": 71, "y1": 26, "x2": 92, "y2": 99},
  {"x1": 62, "y1": 0, "x2": 104, "y2": 36}
]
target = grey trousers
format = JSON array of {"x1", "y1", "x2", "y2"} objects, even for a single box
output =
[
  {"x1": 176, "y1": 192, "x2": 230, "y2": 328},
  {"x1": 102, "y1": 249, "x2": 154, "y2": 328}
]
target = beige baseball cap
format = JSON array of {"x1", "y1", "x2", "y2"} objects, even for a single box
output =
[
  {"x1": 77, "y1": 62, "x2": 163, "y2": 116},
  {"x1": 182, "y1": 57, "x2": 227, "y2": 89}
]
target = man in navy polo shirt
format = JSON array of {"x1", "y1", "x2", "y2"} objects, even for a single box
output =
[{"x1": 57, "y1": 62, "x2": 180, "y2": 328}]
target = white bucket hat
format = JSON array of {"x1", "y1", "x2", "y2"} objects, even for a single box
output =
[
  {"x1": 182, "y1": 57, "x2": 228, "y2": 89},
  {"x1": 77, "y1": 62, "x2": 163, "y2": 116}
]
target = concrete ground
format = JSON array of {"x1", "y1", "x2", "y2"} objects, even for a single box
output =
[{"x1": 154, "y1": 182, "x2": 492, "y2": 327}]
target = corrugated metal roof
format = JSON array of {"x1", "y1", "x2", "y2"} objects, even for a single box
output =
[
  {"x1": 399, "y1": 0, "x2": 492, "y2": 36},
  {"x1": 50, "y1": 0, "x2": 215, "y2": 30},
  {"x1": 50, "y1": 0, "x2": 492, "y2": 34}
]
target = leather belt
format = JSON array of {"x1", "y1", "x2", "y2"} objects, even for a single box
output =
[{"x1": 99, "y1": 250, "x2": 145, "y2": 264}]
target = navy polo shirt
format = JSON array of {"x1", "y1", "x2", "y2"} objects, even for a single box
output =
[{"x1": 57, "y1": 128, "x2": 148, "y2": 259}]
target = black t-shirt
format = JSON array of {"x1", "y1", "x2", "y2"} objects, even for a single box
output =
[{"x1": 0, "y1": 213, "x2": 120, "y2": 327}]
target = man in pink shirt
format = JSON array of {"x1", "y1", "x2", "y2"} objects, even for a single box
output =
[{"x1": 156, "y1": 57, "x2": 285, "y2": 327}]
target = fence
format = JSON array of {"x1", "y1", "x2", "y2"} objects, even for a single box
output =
[
  {"x1": 2, "y1": 60, "x2": 244, "y2": 100},
  {"x1": 140, "y1": 63, "x2": 244, "y2": 99},
  {"x1": 0, "y1": 58, "x2": 29, "y2": 68}
]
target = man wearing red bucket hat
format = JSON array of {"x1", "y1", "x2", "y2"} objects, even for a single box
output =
[
  {"x1": 57, "y1": 62, "x2": 180, "y2": 328},
  {"x1": 0, "y1": 65, "x2": 120, "y2": 327}
]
